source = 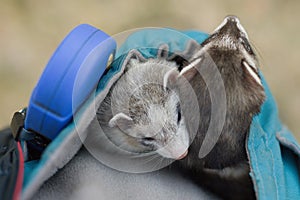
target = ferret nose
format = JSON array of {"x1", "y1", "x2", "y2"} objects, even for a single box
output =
[
  {"x1": 214, "y1": 15, "x2": 248, "y2": 39},
  {"x1": 224, "y1": 15, "x2": 240, "y2": 24},
  {"x1": 222, "y1": 15, "x2": 240, "y2": 30},
  {"x1": 214, "y1": 15, "x2": 240, "y2": 33},
  {"x1": 176, "y1": 150, "x2": 188, "y2": 160}
]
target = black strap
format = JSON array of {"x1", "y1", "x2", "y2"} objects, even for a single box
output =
[
  {"x1": 0, "y1": 128, "x2": 21, "y2": 200},
  {"x1": 10, "y1": 108, "x2": 50, "y2": 161}
]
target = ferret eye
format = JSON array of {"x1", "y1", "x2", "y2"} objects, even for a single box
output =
[
  {"x1": 141, "y1": 137, "x2": 155, "y2": 147},
  {"x1": 143, "y1": 137, "x2": 155, "y2": 141},
  {"x1": 177, "y1": 103, "x2": 181, "y2": 124},
  {"x1": 240, "y1": 37, "x2": 254, "y2": 55}
]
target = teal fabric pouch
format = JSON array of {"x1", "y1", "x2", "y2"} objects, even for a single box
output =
[{"x1": 22, "y1": 28, "x2": 300, "y2": 200}]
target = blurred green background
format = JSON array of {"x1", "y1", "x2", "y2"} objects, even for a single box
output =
[{"x1": 0, "y1": 0, "x2": 299, "y2": 142}]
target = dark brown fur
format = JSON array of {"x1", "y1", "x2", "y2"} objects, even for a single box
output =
[{"x1": 173, "y1": 16, "x2": 266, "y2": 200}]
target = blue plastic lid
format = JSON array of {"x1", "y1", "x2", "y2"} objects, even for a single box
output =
[{"x1": 24, "y1": 24, "x2": 116, "y2": 140}]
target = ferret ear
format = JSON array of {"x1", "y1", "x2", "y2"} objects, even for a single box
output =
[
  {"x1": 163, "y1": 68, "x2": 179, "y2": 91},
  {"x1": 109, "y1": 113, "x2": 134, "y2": 131},
  {"x1": 125, "y1": 49, "x2": 147, "y2": 69},
  {"x1": 157, "y1": 44, "x2": 169, "y2": 59},
  {"x1": 179, "y1": 58, "x2": 202, "y2": 81}
]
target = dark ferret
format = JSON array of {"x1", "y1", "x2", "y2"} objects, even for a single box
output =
[{"x1": 173, "y1": 16, "x2": 265, "y2": 199}]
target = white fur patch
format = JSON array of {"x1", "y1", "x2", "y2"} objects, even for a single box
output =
[
  {"x1": 109, "y1": 113, "x2": 133, "y2": 128},
  {"x1": 241, "y1": 48, "x2": 257, "y2": 70},
  {"x1": 236, "y1": 20, "x2": 249, "y2": 40},
  {"x1": 179, "y1": 58, "x2": 201, "y2": 77},
  {"x1": 242, "y1": 61, "x2": 262, "y2": 86},
  {"x1": 215, "y1": 34, "x2": 237, "y2": 50}
]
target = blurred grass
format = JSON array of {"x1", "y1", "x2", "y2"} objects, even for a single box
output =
[{"x1": 0, "y1": 0, "x2": 299, "y2": 142}]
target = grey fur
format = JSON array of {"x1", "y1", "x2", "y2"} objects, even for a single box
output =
[{"x1": 96, "y1": 52, "x2": 190, "y2": 160}]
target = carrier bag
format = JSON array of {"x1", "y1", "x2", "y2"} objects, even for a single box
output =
[{"x1": 2, "y1": 25, "x2": 300, "y2": 200}]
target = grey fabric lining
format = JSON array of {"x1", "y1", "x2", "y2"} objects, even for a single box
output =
[
  {"x1": 22, "y1": 125, "x2": 83, "y2": 200},
  {"x1": 32, "y1": 148, "x2": 219, "y2": 200}
]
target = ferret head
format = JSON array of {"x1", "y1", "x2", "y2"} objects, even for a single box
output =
[
  {"x1": 107, "y1": 59, "x2": 190, "y2": 160},
  {"x1": 181, "y1": 16, "x2": 265, "y2": 117}
]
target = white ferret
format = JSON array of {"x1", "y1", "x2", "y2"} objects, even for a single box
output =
[{"x1": 97, "y1": 57, "x2": 191, "y2": 160}]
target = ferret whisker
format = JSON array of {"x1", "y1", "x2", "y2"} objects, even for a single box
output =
[
  {"x1": 250, "y1": 40, "x2": 265, "y2": 67},
  {"x1": 141, "y1": 153, "x2": 160, "y2": 163},
  {"x1": 141, "y1": 154, "x2": 160, "y2": 167},
  {"x1": 139, "y1": 154, "x2": 162, "y2": 166},
  {"x1": 131, "y1": 152, "x2": 156, "y2": 158},
  {"x1": 151, "y1": 156, "x2": 167, "y2": 170}
]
